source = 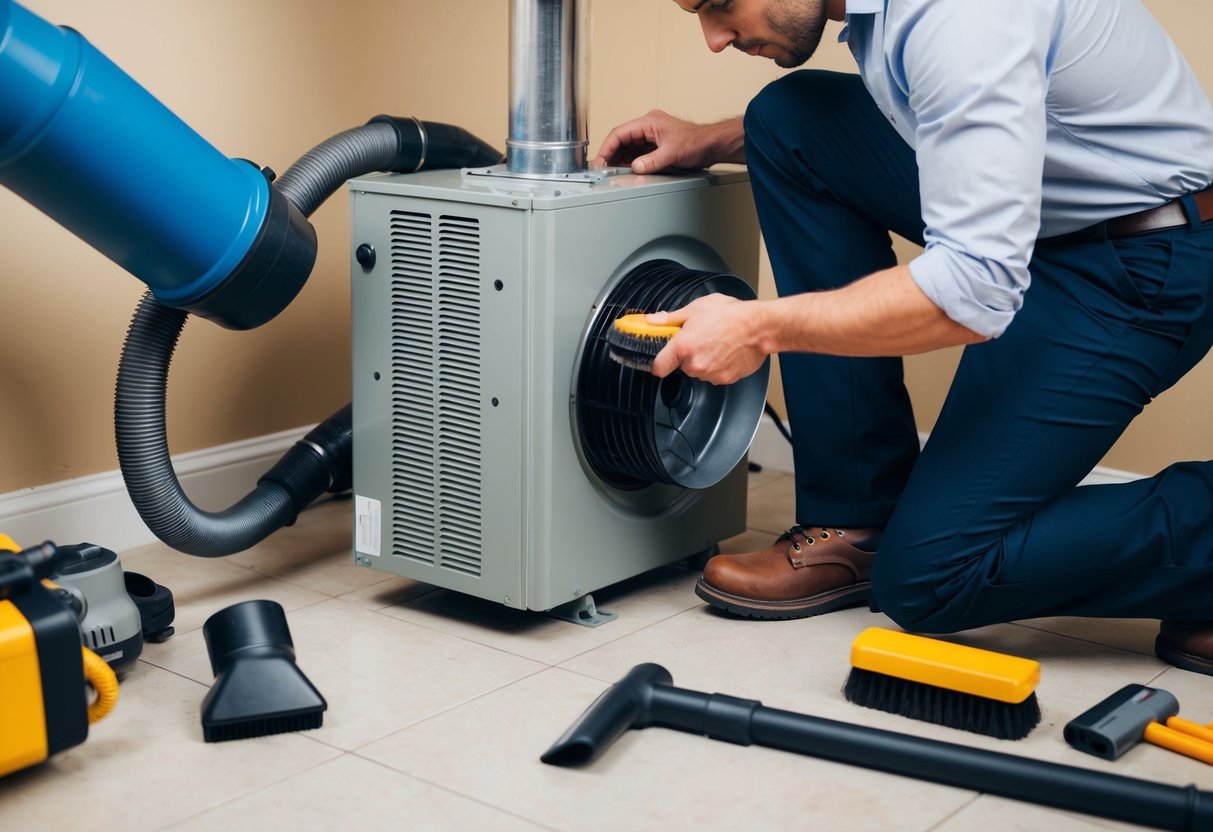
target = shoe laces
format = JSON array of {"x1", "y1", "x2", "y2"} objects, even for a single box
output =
[{"x1": 778, "y1": 525, "x2": 844, "y2": 551}]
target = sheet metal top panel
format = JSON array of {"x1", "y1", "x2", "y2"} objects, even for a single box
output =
[{"x1": 348, "y1": 166, "x2": 749, "y2": 211}]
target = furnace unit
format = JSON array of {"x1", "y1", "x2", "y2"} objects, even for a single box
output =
[{"x1": 348, "y1": 0, "x2": 767, "y2": 620}]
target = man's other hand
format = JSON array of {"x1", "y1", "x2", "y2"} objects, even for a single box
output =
[{"x1": 593, "y1": 110, "x2": 745, "y2": 174}]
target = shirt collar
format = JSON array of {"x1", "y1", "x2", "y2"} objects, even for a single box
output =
[{"x1": 838, "y1": 0, "x2": 882, "y2": 42}]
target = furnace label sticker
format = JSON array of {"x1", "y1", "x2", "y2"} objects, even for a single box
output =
[{"x1": 355, "y1": 495, "x2": 382, "y2": 557}]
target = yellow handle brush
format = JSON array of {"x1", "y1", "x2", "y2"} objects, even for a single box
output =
[
  {"x1": 843, "y1": 627, "x2": 1042, "y2": 740},
  {"x1": 606, "y1": 312, "x2": 680, "y2": 372}
]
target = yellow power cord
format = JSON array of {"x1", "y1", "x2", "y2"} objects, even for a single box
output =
[{"x1": 82, "y1": 646, "x2": 119, "y2": 723}]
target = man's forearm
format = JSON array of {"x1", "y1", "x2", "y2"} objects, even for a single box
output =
[{"x1": 757, "y1": 265, "x2": 988, "y2": 357}]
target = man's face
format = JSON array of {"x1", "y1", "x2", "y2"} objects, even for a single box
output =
[{"x1": 674, "y1": 0, "x2": 831, "y2": 69}]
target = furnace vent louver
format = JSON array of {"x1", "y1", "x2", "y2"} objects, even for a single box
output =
[{"x1": 388, "y1": 209, "x2": 485, "y2": 576}]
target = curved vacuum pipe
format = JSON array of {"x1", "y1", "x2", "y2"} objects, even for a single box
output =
[{"x1": 115, "y1": 119, "x2": 501, "y2": 557}]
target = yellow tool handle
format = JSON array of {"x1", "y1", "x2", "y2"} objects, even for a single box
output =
[
  {"x1": 849, "y1": 626, "x2": 1040, "y2": 704},
  {"x1": 612, "y1": 313, "x2": 681, "y2": 339},
  {"x1": 1167, "y1": 716, "x2": 1213, "y2": 745},
  {"x1": 1144, "y1": 721, "x2": 1213, "y2": 765}
]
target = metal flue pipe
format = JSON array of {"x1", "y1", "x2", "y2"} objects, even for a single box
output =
[{"x1": 508, "y1": 0, "x2": 589, "y2": 175}]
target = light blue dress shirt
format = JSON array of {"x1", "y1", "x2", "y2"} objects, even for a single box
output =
[{"x1": 841, "y1": 0, "x2": 1213, "y2": 337}]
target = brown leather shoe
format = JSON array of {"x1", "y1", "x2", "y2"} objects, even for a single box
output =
[
  {"x1": 1155, "y1": 620, "x2": 1213, "y2": 676},
  {"x1": 694, "y1": 526, "x2": 877, "y2": 620}
]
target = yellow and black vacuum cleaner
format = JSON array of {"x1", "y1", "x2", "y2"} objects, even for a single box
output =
[{"x1": 0, "y1": 534, "x2": 118, "y2": 778}]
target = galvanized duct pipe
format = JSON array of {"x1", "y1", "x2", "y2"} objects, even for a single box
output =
[{"x1": 508, "y1": 0, "x2": 589, "y2": 175}]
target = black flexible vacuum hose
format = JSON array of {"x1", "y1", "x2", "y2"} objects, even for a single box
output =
[
  {"x1": 274, "y1": 122, "x2": 398, "y2": 217},
  {"x1": 115, "y1": 118, "x2": 500, "y2": 556},
  {"x1": 275, "y1": 117, "x2": 501, "y2": 216}
]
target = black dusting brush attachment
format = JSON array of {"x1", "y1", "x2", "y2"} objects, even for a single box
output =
[
  {"x1": 843, "y1": 627, "x2": 1041, "y2": 740},
  {"x1": 606, "y1": 312, "x2": 680, "y2": 372},
  {"x1": 200, "y1": 600, "x2": 326, "y2": 743}
]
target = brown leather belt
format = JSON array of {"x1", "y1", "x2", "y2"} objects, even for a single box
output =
[{"x1": 1106, "y1": 184, "x2": 1213, "y2": 238}]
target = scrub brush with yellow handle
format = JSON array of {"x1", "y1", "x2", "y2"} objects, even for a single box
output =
[
  {"x1": 843, "y1": 626, "x2": 1042, "y2": 740},
  {"x1": 606, "y1": 312, "x2": 681, "y2": 372}
]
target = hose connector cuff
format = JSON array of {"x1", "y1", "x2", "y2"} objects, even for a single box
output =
[{"x1": 367, "y1": 115, "x2": 503, "y2": 173}]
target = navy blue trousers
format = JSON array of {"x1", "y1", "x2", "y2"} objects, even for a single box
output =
[{"x1": 745, "y1": 70, "x2": 1213, "y2": 631}]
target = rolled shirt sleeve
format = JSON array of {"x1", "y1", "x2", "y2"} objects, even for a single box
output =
[{"x1": 886, "y1": 0, "x2": 1059, "y2": 338}]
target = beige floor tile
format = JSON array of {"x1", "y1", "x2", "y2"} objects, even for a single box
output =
[
  {"x1": 337, "y1": 574, "x2": 439, "y2": 610},
  {"x1": 222, "y1": 498, "x2": 387, "y2": 597},
  {"x1": 376, "y1": 564, "x2": 704, "y2": 665},
  {"x1": 144, "y1": 597, "x2": 546, "y2": 751},
  {"x1": 119, "y1": 544, "x2": 329, "y2": 637},
  {"x1": 0, "y1": 662, "x2": 339, "y2": 832},
  {"x1": 359, "y1": 666, "x2": 974, "y2": 831},
  {"x1": 167, "y1": 754, "x2": 547, "y2": 832},
  {"x1": 559, "y1": 602, "x2": 893, "y2": 719},
  {"x1": 933, "y1": 795, "x2": 1147, "y2": 831},
  {"x1": 1015, "y1": 616, "x2": 1160, "y2": 657}
]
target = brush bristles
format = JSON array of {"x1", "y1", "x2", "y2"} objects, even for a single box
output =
[
  {"x1": 843, "y1": 667, "x2": 1041, "y2": 740},
  {"x1": 203, "y1": 711, "x2": 324, "y2": 743},
  {"x1": 604, "y1": 313, "x2": 681, "y2": 373},
  {"x1": 607, "y1": 347, "x2": 656, "y2": 371},
  {"x1": 606, "y1": 330, "x2": 671, "y2": 372}
]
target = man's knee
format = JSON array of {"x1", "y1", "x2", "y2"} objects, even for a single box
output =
[
  {"x1": 744, "y1": 69, "x2": 862, "y2": 154},
  {"x1": 870, "y1": 538, "x2": 974, "y2": 634}
]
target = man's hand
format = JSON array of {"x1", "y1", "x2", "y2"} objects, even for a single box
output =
[
  {"x1": 649, "y1": 294, "x2": 770, "y2": 385},
  {"x1": 646, "y1": 267, "x2": 989, "y2": 383},
  {"x1": 593, "y1": 111, "x2": 745, "y2": 174}
]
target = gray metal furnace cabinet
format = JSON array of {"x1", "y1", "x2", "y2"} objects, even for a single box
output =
[{"x1": 348, "y1": 167, "x2": 761, "y2": 613}]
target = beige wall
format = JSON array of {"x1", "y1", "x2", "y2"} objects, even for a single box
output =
[{"x1": 1, "y1": 0, "x2": 1210, "y2": 494}]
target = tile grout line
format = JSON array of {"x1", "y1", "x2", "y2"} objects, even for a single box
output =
[
  {"x1": 350, "y1": 753, "x2": 563, "y2": 832},
  {"x1": 1009, "y1": 620, "x2": 1161, "y2": 659},
  {"x1": 151, "y1": 752, "x2": 348, "y2": 832}
]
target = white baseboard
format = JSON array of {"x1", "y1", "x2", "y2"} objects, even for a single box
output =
[
  {"x1": 748, "y1": 414, "x2": 1142, "y2": 487},
  {"x1": 0, "y1": 416, "x2": 1144, "y2": 552},
  {"x1": 0, "y1": 427, "x2": 309, "y2": 551}
]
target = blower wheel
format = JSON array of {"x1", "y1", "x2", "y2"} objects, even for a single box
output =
[{"x1": 575, "y1": 259, "x2": 769, "y2": 491}]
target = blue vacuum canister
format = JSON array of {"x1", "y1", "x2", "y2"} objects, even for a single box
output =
[{"x1": 0, "y1": 0, "x2": 316, "y2": 329}]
